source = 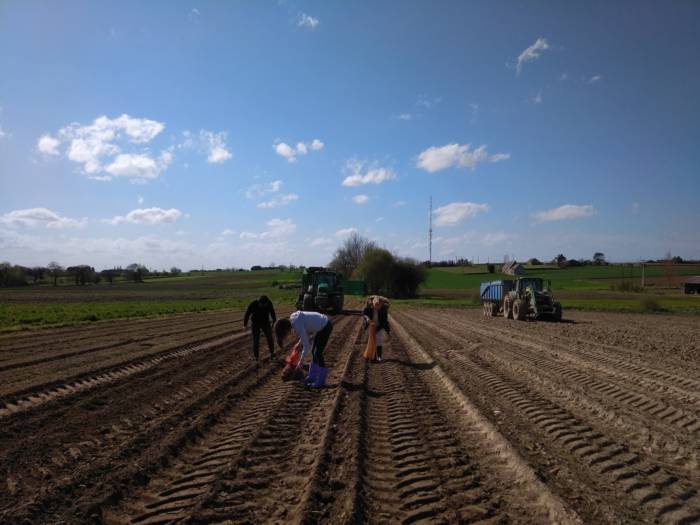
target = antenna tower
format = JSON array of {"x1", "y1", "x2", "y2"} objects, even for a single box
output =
[{"x1": 429, "y1": 196, "x2": 433, "y2": 266}]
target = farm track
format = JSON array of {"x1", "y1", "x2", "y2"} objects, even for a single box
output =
[
  {"x1": 396, "y1": 308, "x2": 700, "y2": 523},
  {"x1": 1, "y1": 306, "x2": 698, "y2": 523}
]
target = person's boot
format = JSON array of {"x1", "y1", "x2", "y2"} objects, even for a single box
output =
[
  {"x1": 376, "y1": 346, "x2": 383, "y2": 362},
  {"x1": 304, "y1": 362, "x2": 318, "y2": 385},
  {"x1": 311, "y1": 367, "x2": 328, "y2": 389}
]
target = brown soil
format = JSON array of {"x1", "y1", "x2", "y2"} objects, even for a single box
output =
[{"x1": 0, "y1": 307, "x2": 698, "y2": 524}]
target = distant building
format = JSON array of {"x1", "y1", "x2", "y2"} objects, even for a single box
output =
[
  {"x1": 682, "y1": 276, "x2": 700, "y2": 294},
  {"x1": 502, "y1": 260, "x2": 525, "y2": 275}
]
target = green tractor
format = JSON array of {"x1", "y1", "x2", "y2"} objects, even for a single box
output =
[
  {"x1": 296, "y1": 267, "x2": 345, "y2": 314},
  {"x1": 503, "y1": 277, "x2": 562, "y2": 322}
]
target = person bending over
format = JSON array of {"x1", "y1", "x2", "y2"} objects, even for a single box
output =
[
  {"x1": 244, "y1": 295, "x2": 277, "y2": 362},
  {"x1": 275, "y1": 311, "x2": 333, "y2": 388}
]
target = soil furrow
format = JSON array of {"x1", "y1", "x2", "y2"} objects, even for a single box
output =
[
  {"x1": 395, "y1": 310, "x2": 700, "y2": 523},
  {"x1": 0, "y1": 330, "x2": 246, "y2": 418},
  {"x1": 103, "y1": 315, "x2": 357, "y2": 524}
]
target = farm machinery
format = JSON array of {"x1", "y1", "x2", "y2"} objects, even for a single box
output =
[
  {"x1": 296, "y1": 267, "x2": 365, "y2": 314},
  {"x1": 480, "y1": 277, "x2": 562, "y2": 321}
]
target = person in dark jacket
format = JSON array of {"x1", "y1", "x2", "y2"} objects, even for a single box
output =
[
  {"x1": 362, "y1": 295, "x2": 390, "y2": 362},
  {"x1": 244, "y1": 295, "x2": 277, "y2": 361}
]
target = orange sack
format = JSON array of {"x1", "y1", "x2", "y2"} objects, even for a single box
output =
[
  {"x1": 363, "y1": 321, "x2": 377, "y2": 361},
  {"x1": 282, "y1": 341, "x2": 304, "y2": 381}
]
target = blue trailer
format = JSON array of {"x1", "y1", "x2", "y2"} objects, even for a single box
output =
[{"x1": 480, "y1": 280, "x2": 514, "y2": 317}]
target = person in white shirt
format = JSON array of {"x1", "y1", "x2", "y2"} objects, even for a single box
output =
[{"x1": 275, "y1": 310, "x2": 333, "y2": 388}]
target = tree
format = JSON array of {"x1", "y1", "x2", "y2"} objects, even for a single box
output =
[
  {"x1": 356, "y1": 247, "x2": 394, "y2": 294},
  {"x1": 593, "y1": 252, "x2": 606, "y2": 265},
  {"x1": 329, "y1": 232, "x2": 376, "y2": 278},
  {"x1": 554, "y1": 254, "x2": 567, "y2": 267},
  {"x1": 170, "y1": 267, "x2": 182, "y2": 276},
  {"x1": 390, "y1": 257, "x2": 427, "y2": 298},
  {"x1": 527, "y1": 258, "x2": 542, "y2": 266},
  {"x1": 487, "y1": 263, "x2": 495, "y2": 274},
  {"x1": 47, "y1": 262, "x2": 63, "y2": 286}
]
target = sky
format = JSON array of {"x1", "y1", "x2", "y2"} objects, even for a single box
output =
[{"x1": 1, "y1": 0, "x2": 699, "y2": 270}]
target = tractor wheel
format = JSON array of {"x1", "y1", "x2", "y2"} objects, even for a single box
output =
[
  {"x1": 302, "y1": 294, "x2": 315, "y2": 311},
  {"x1": 513, "y1": 299, "x2": 526, "y2": 321},
  {"x1": 552, "y1": 302, "x2": 562, "y2": 322},
  {"x1": 504, "y1": 300, "x2": 513, "y2": 320}
]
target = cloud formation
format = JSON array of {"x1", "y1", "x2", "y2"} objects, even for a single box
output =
[
  {"x1": 105, "y1": 207, "x2": 183, "y2": 225},
  {"x1": 533, "y1": 204, "x2": 597, "y2": 222},
  {"x1": 200, "y1": 130, "x2": 232, "y2": 164},
  {"x1": 257, "y1": 193, "x2": 299, "y2": 209},
  {"x1": 273, "y1": 138, "x2": 323, "y2": 163},
  {"x1": 37, "y1": 114, "x2": 172, "y2": 182},
  {"x1": 588, "y1": 75, "x2": 603, "y2": 84},
  {"x1": 298, "y1": 13, "x2": 319, "y2": 29},
  {"x1": 239, "y1": 218, "x2": 296, "y2": 240},
  {"x1": 516, "y1": 37, "x2": 550, "y2": 75},
  {"x1": 416, "y1": 143, "x2": 509, "y2": 173},
  {"x1": 335, "y1": 227, "x2": 358, "y2": 238},
  {"x1": 246, "y1": 180, "x2": 282, "y2": 199},
  {"x1": 0, "y1": 207, "x2": 86, "y2": 229},
  {"x1": 352, "y1": 194, "x2": 369, "y2": 205},
  {"x1": 341, "y1": 159, "x2": 396, "y2": 187},
  {"x1": 433, "y1": 202, "x2": 490, "y2": 226}
]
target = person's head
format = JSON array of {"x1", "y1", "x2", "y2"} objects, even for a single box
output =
[
  {"x1": 259, "y1": 295, "x2": 269, "y2": 306},
  {"x1": 372, "y1": 296, "x2": 382, "y2": 311},
  {"x1": 274, "y1": 318, "x2": 292, "y2": 348}
]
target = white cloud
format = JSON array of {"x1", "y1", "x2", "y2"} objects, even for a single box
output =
[
  {"x1": 631, "y1": 202, "x2": 640, "y2": 214},
  {"x1": 341, "y1": 159, "x2": 396, "y2": 187},
  {"x1": 200, "y1": 130, "x2": 232, "y2": 164},
  {"x1": 433, "y1": 202, "x2": 490, "y2": 226},
  {"x1": 560, "y1": 73, "x2": 568, "y2": 81},
  {"x1": 105, "y1": 207, "x2": 183, "y2": 225},
  {"x1": 246, "y1": 180, "x2": 283, "y2": 199},
  {"x1": 239, "y1": 218, "x2": 296, "y2": 240},
  {"x1": 298, "y1": 12, "x2": 319, "y2": 29},
  {"x1": 39, "y1": 114, "x2": 170, "y2": 181},
  {"x1": 393, "y1": 200, "x2": 407, "y2": 207},
  {"x1": 257, "y1": 193, "x2": 299, "y2": 209},
  {"x1": 0, "y1": 126, "x2": 6, "y2": 139},
  {"x1": 221, "y1": 229, "x2": 235, "y2": 236},
  {"x1": 137, "y1": 195, "x2": 144, "y2": 205},
  {"x1": 274, "y1": 138, "x2": 323, "y2": 163},
  {"x1": 588, "y1": 75, "x2": 603, "y2": 84},
  {"x1": 37, "y1": 134, "x2": 61, "y2": 155},
  {"x1": 335, "y1": 227, "x2": 358, "y2": 238},
  {"x1": 416, "y1": 143, "x2": 510, "y2": 173},
  {"x1": 515, "y1": 37, "x2": 550, "y2": 76},
  {"x1": 416, "y1": 95, "x2": 441, "y2": 109},
  {"x1": 469, "y1": 103, "x2": 479, "y2": 123},
  {"x1": 0, "y1": 208, "x2": 86, "y2": 229},
  {"x1": 533, "y1": 204, "x2": 597, "y2": 223},
  {"x1": 104, "y1": 153, "x2": 167, "y2": 181},
  {"x1": 310, "y1": 237, "x2": 333, "y2": 247},
  {"x1": 352, "y1": 194, "x2": 369, "y2": 205},
  {"x1": 191, "y1": 8, "x2": 200, "y2": 16},
  {"x1": 397, "y1": 113, "x2": 413, "y2": 121},
  {"x1": 532, "y1": 91, "x2": 543, "y2": 104}
]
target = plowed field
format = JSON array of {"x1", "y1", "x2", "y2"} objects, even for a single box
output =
[{"x1": 1, "y1": 307, "x2": 699, "y2": 524}]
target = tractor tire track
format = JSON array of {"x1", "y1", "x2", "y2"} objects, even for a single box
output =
[
  {"x1": 395, "y1": 310, "x2": 700, "y2": 524},
  {"x1": 0, "y1": 329, "x2": 247, "y2": 418},
  {"x1": 105, "y1": 315, "x2": 358, "y2": 524}
]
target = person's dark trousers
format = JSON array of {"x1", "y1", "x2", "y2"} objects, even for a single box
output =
[
  {"x1": 311, "y1": 320, "x2": 333, "y2": 367},
  {"x1": 376, "y1": 346, "x2": 383, "y2": 359},
  {"x1": 252, "y1": 323, "x2": 274, "y2": 360}
]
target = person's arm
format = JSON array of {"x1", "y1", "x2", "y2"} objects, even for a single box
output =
[
  {"x1": 269, "y1": 301, "x2": 276, "y2": 324},
  {"x1": 291, "y1": 315, "x2": 311, "y2": 364},
  {"x1": 244, "y1": 301, "x2": 254, "y2": 327}
]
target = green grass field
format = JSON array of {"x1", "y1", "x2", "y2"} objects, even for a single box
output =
[
  {"x1": 0, "y1": 270, "x2": 300, "y2": 332},
  {"x1": 417, "y1": 263, "x2": 700, "y2": 314}
]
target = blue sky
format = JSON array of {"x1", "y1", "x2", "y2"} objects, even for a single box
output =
[{"x1": 1, "y1": 0, "x2": 698, "y2": 270}]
